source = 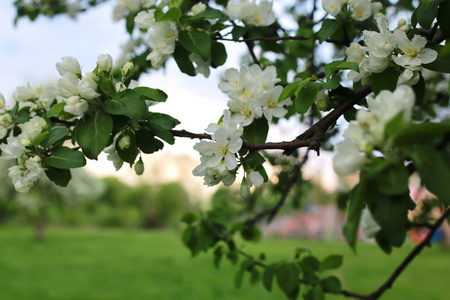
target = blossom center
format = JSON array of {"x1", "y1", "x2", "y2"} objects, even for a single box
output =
[
  {"x1": 218, "y1": 143, "x2": 228, "y2": 154},
  {"x1": 405, "y1": 48, "x2": 417, "y2": 57},
  {"x1": 241, "y1": 109, "x2": 252, "y2": 117},
  {"x1": 268, "y1": 100, "x2": 277, "y2": 108}
]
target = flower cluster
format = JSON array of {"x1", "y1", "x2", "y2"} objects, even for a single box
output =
[
  {"x1": 193, "y1": 64, "x2": 291, "y2": 195},
  {"x1": 346, "y1": 15, "x2": 438, "y2": 85},
  {"x1": 0, "y1": 54, "x2": 135, "y2": 193},
  {"x1": 333, "y1": 85, "x2": 415, "y2": 176},
  {"x1": 224, "y1": 0, "x2": 276, "y2": 27},
  {"x1": 0, "y1": 116, "x2": 48, "y2": 193},
  {"x1": 113, "y1": 0, "x2": 157, "y2": 22},
  {"x1": 135, "y1": 8, "x2": 178, "y2": 69},
  {"x1": 322, "y1": 0, "x2": 382, "y2": 21},
  {"x1": 56, "y1": 56, "x2": 102, "y2": 118}
]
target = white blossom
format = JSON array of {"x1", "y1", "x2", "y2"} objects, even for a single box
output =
[
  {"x1": 97, "y1": 54, "x2": 113, "y2": 73},
  {"x1": 224, "y1": 0, "x2": 276, "y2": 27},
  {"x1": 392, "y1": 29, "x2": 438, "y2": 67},
  {"x1": 322, "y1": 0, "x2": 344, "y2": 16},
  {"x1": 258, "y1": 86, "x2": 292, "y2": 122},
  {"x1": 64, "y1": 95, "x2": 89, "y2": 117},
  {"x1": 189, "y1": 53, "x2": 211, "y2": 78},
  {"x1": 56, "y1": 56, "x2": 81, "y2": 77},
  {"x1": 0, "y1": 137, "x2": 26, "y2": 160},
  {"x1": 103, "y1": 135, "x2": 124, "y2": 171},
  {"x1": 333, "y1": 139, "x2": 368, "y2": 176}
]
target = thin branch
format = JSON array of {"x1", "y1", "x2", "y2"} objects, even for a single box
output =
[
  {"x1": 170, "y1": 83, "x2": 373, "y2": 155},
  {"x1": 216, "y1": 35, "x2": 349, "y2": 45},
  {"x1": 366, "y1": 207, "x2": 450, "y2": 300},
  {"x1": 245, "y1": 155, "x2": 307, "y2": 227}
]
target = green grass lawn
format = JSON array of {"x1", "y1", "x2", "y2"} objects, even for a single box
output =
[{"x1": 0, "y1": 227, "x2": 448, "y2": 300}]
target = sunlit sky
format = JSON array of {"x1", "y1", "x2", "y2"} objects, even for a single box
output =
[{"x1": 0, "y1": 1, "x2": 339, "y2": 191}]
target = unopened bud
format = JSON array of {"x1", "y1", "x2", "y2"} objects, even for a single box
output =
[
  {"x1": 397, "y1": 18, "x2": 406, "y2": 28},
  {"x1": 134, "y1": 159, "x2": 144, "y2": 175},
  {"x1": 316, "y1": 92, "x2": 332, "y2": 111},
  {"x1": 123, "y1": 62, "x2": 134, "y2": 77},
  {"x1": 118, "y1": 135, "x2": 131, "y2": 149}
]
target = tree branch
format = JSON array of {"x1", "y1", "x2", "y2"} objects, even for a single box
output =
[
  {"x1": 245, "y1": 156, "x2": 306, "y2": 227},
  {"x1": 171, "y1": 83, "x2": 373, "y2": 155},
  {"x1": 365, "y1": 207, "x2": 450, "y2": 299}
]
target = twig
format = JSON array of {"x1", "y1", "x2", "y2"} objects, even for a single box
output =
[
  {"x1": 365, "y1": 207, "x2": 450, "y2": 300},
  {"x1": 171, "y1": 83, "x2": 373, "y2": 155}
]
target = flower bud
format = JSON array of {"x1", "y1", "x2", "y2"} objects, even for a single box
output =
[
  {"x1": 316, "y1": 92, "x2": 332, "y2": 111},
  {"x1": 240, "y1": 178, "x2": 250, "y2": 198},
  {"x1": 134, "y1": 159, "x2": 144, "y2": 175},
  {"x1": 122, "y1": 62, "x2": 134, "y2": 77},
  {"x1": 191, "y1": 3, "x2": 206, "y2": 15},
  {"x1": 97, "y1": 54, "x2": 113, "y2": 73},
  {"x1": 118, "y1": 135, "x2": 131, "y2": 149},
  {"x1": 21, "y1": 137, "x2": 31, "y2": 147},
  {"x1": 56, "y1": 56, "x2": 81, "y2": 77},
  {"x1": 397, "y1": 18, "x2": 406, "y2": 28}
]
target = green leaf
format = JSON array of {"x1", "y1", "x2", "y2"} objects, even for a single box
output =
[
  {"x1": 244, "y1": 151, "x2": 266, "y2": 168},
  {"x1": 213, "y1": 246, "x2": 223, "y2": 269},
  {"x1": 301, "y1": 256, "x2": 320, "y2": 273},
  {"x1": 146, "y1": 121, "x2": 175, "y2": 144},
  {"x1": 74, "y1": 111, "x2": 113, "y2": 159},
  {"x1": 410, "y1": 145, "x2": 450, "y2": 205},
  {"x1": 437, "y1": 0, "x2": 450, "y2": 35},
  {"x1": 317, "y1": 19, "x2": 339, "y2": 43},
  {"x1": 324, "y1": 61, "x2": 359, "y2": 80},
  {"x1": 46, "y1": 146, "x2": 86, "y2": 169},
  {"x1": 393, "y1": 122, "x2": 450, "y2": 146},
  {"x1": 174, "y1": 43, "x2": 196, "y2": 76},
  {"x1": 234, "y1": 268, "x2": 244, "y2": 288},
  {"x1": 321, "y1": 276, "x2": 342, "y2": 294},
  {"x1": 179, "y1": 30, "x2": 212, "y2": 61},
  {"x1": 15, "y1": 107, "x2": 31, "y2": 124},
  {"x1": 98, "y1": 75, "x2": 115, "y2": 97},
  {"x1": 366, "y1": 190, "x2": 414, "y2": 248},
  {"x1": 304, "y1": 286, "x2": 324, "y2": 300},
  {"x1": 295, "y1": 83, "x2": 321, "y2": 114},
  {"x1": 242, "y1": 117, "x2": 269, "y2": 143},
  {"x1": 115, "y1": 131, "x2": 139, "y2": 164},
  {"x1": 103, "y1": 89, "x2": 148, "y2": 120},
  {"x1": 263, "y1": 263, "x2": 279, "y2": 292},
  {"x1": 133, "y1": 87, "x2": 167, "y2": 102},
  {"x1": 279, "y1": 81, "x2": 301, "y2": 102},
  {"x1": 343, "y1": 182, "x2": 366, "y2": 250},
  {"x1": 135, "y1": 128, "x2": 164, "y2": 154},
  {"x1": 181, "y1": 212, "x2": 199, "y2": 225},
  {"x1": 32, "y1": 131, "x2": 50, "y2": 146},
  {"x1": 376, "y1": 164, "x2": 409, "y2": 195},
  {"x1": 232, "y1": 26, "x2": 247, "y2": 40},
  {"x1": 45, "y1": 166, "x2": 72, "y2": 187},
  {"x1": 147, "y1": 112, "x2": 180, "y2": 130},
  {"x1": 417, "y1": 0, "x2": 441, "y2": 29},
  {"x1": 47, "y1": 102, "x2": 66, "y2": 118},
  {"x1": 276, "y1": 262, "x2": 300, "y2": 299},
  {"x1": 322, "y1": 74, "x2": 340, "y2": 90},
  {"x1": 319, "y1": 255, "x2": 343, "y2": 272},
  {"x1": 370, "y1": 67, "x2": 399, "y2": 94},
  {"x1": 240, "y1": 226, "x2": 261, "y2": 242},
  {"x1": 40, "y1": 127, "x2": 69, "y2": 149},
  {"x1": 156, "y1": 7, "x2": 181, "y2": 21},
  {"x1": 184, "y1": 8, "x2": 224, "y2": 20},
  {"x1": 211, "y1": 42, "x2": 227, "y2": 68}
]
